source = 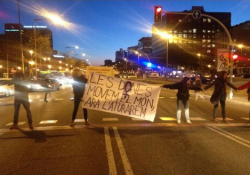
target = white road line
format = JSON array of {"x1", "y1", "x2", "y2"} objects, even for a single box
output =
[
  {"x1": 206, "y1": 126, "x2": 250, "y2": 149},
  {"x1": 6, "y1": 122, "x2": 26, "y2": 126},
  {"x1": 39, "y1": 120, "x2": 58, "y2": 124},
  {"x1": 74, "y1": 119, "x2": 85, "y2": 122},
  {"x1": 55, "y1": 98, "x2": 64, "y2": 101},
  {"x1": 103, "y1": 118, "x2": 118, "y2": 122},
  {"x1": 113, "y1": 127, "x2": 134, "y2": 175},
  {"x1": 160, "y1": 117, "x2": 176, "y2": 121},
  {"x1": 39, "y1": 99, "x2": 45, "y2": 102},
  {"x1": 169, "y1": 97, "x2": 177, "y2": 99},
  {"x1": 242, "y1": 117, "x2": 249, "y2": 121},
  {"x1": 104, "y1": 127, "x2": 117, "y2": 175},
  {"x1": 190, "y1": 117, "x2": 206, "y2": 121},
  {"x1": 159, "y1": 97, "x2": 164, "y2": 99}
]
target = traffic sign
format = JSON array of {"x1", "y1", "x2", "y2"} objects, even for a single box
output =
[{"x1": 192, "y1": 10, "x2": 201, "y2": 20}]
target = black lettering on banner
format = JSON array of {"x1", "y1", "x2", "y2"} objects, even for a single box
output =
[
  {"x1": 84, "y1": 97, "x2": 100, "y2": 108},
  {"x1": 130, "y1": 105, "x2": 135, "y2": 115},
  {"x1": 102, "y1": 101, "x2": 108, "y2": 110},
  {"x1": 140, "y1": 107, "x2": 147, "y2": 117},
  {"x1": 107, "y1": 77, "x2": 113, "y2": 88},
  {"x1": 94, "y1": 86, "x2": 102, "y2": 97},
  {"x1": 124, "y1": 81, "x2": 132, "y2": 95},
  {"x1": 145, "y1": 87, "x2": 152, "y2": 97},
  {"x1": 137, "y1": 83, "x2": 146, "y2": 95},
  {"x1": 89, "y1": 73, "x2": 96, "y2": 84},
  {"x1": 97, "y1": 74, "x2": 106, "y2": 86},
  {"x1": 118, "y1": 80, "x2": 125, "y2": 90},
  {"x1": 87, "y1": 84, "x2": 96, "y2": 95}
]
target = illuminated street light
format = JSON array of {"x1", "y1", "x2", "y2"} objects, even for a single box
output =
[
  {"x1": 0, "y1": 65, "x2": 2, "y2": 69},
  {"x1": 43, "y1": 58, "x2": 47, "y2": 61},
  {"x1": 59, "y1": 66, "x2": 62, "y2": 70},
  {"x1": 59, "y1": 61, "x2": 62, "y2": 64},
  {"x1": 48, "y1": 57, "x2": 51, "y2": 61},
  {"x1": 29, "y1": 50, "x2": 34, "y2": 55},
  {"x1": 238, "y1": 44, "x2": 244, "y2": 58},
  {"x1": 48, "y1": 65, "x2": 52, "y2": 69},
  {"x1": 17, "y1": 67, "x2": 21, "y2": 70}
]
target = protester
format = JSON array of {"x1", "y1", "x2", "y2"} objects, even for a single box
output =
[
  {"x1": 70, "y1": 69, "x2": 89, "y2": 126},
  {"x1": 162, "y1": 77, "x2": 202, "y2": 124},
  {"x1": 204, "y1": 71, "x2": 237, "y2": 123},
  {"x1": 193, "y1": 75, "x2": 204, "y2": 101},
  {"x1": 237, "y1": 80, "x2": 250, "y2": 122},
  {"x1": 43, "y1": 75, "x2": 54, "y2": 102},
  {"x1": 10, "y1": 72, "x2": 33, "y2": 130}
]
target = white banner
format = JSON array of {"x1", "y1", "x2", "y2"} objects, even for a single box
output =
[
  {"x1": 217, "y1": 49, "x2": 229, "y2": 71},
  {"x1": 82, "y1": 73, "x2": 161, "y2": 122}
]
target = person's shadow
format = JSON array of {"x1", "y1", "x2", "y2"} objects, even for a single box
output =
[{"x1": 1, "y1": 128, "x2": 75, "y2": 143}]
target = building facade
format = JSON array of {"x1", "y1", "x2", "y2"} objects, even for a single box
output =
[{"x1": 152, "y1": 6, "x2": 231, "y2": 70}]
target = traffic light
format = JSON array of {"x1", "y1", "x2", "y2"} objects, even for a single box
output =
[
  {"x1": 233, "y1": 54, "x2": 238, "y2": 67},
  {"x1": 154, "y1": 6, "x2": 162, "y2": 23}
]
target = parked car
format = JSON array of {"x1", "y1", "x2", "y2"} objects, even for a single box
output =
[
  {"x1": 149, "y1": 72, "x2": 160, "y2": 78},
  {"x1": 0, "y1": 79, "x2": 14, "y2": 97}
]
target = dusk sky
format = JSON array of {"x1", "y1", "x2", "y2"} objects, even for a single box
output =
[{"x1": 0, "y1": 0, "x2": 250, "y2": 65}]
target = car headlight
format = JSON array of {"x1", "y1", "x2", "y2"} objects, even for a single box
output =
[
  {"x1": 27, "y1": 85, "x2": 32, "y2": 89},
  {"x1": 34, "y1": 84, "x2": 42, "y2": 89}
]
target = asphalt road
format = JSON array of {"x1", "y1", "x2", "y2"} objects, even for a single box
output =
[{"x1": 1, "y1": 79, "x2": 250, "y2": 175}]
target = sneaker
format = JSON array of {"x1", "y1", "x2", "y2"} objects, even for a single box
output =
[
  {"x1": 70, "y1": 121, "x2": 75, "y2": 127},
  {"x1": 10, "y1": 124, "x2": 18, "y2": 130},
  {"x1": 186, "y1": 120, "x2": 192, "y2": 124},
  {"x1": 85, "y1": 121, "x2": 90, "y2": 126},
  {"x1": 177, "y1": 120, "x2": 181, "y2": 124}
]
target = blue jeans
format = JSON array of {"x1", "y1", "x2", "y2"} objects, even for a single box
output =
[{"x1": 177, "y1": 99, "x2": 190, "y2": 121}]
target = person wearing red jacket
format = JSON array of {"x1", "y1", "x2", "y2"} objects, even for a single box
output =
[{"x1": 237, "y1": 81, "x2": 250, "y2": 122}]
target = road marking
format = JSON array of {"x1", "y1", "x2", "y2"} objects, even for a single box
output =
[
  {"x1": 159, "y1": 97, "x2": 164, "y2": 99},
  {"x1": 190, "y1": 117, "x2": 206, "y2": 121},
  {"x1": 39, "y1": 99, "x2": 45, "y2": 102},
  {"x1": 39, "y1": 120, "x2": 58, "y2": 124},
  {"x1": 29, "y1": 99, "x2": 33, "y2": 102},
  {"x1": 132, "y1": 118, "x2": 145, "y2": 121},
  {"x1": 170, "y1": 97, "x2": 177, "y2": 99},
  {"x1": 103, "y1": 118, "x2": 118, "y2": 122},
  {"x1": 216, "y1": 118, "x2": 233, "y2": 121},
  {"x1": 206, "y1": 125, "x2": 250, "y2": 149},
  {"x1": 113, "y1": 127, "x2": 134, "y2": 175},
  {"x1": 104, "y1": 127, "x2": 117, "y2": 175},
  {"x1": 55, "y1": 98, "x2": 64, "y2": 101},
  {"x1": 74, "y1": 119, "x2": 85, "y2": 122},
  {"x1": 242, "y1": 117, "x2": 250, "y2": 121},
  {"x1": 6, "y1": 122, "x2": 26, "y2": 126},
  {"x1": 7, "y1": 101, "x2": 14, "y2": 103},
  {"x1": 160, "y1": 117, "x2": 176, "y2": 121}
]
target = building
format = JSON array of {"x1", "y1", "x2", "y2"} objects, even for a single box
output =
[
  {"x1": 152, "y1": 6, "x2": 231, "y2": 70},
  {"x1": 138, "y1": 37, "x2": 152, "y2": 54},
  {"x1": 0, "y1": 23, "x2": 53, "y2": 76}
]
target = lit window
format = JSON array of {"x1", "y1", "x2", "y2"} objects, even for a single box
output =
[
  {"x1": 169, "y1": 31, "x2": 173, "y2": 33},
  {"x1": 212, "y1": 44, "x2": 215, "y2": 47},
  {"x1": 202, "y1": 39, "x2": 206, "y2": 43},
  {"x1": 212, "y1": 30, "x2": 215, "y2": 33},
  {"x1": 207, "y1": 39, "x2": 211, "y2": 43},
  {"x1": 207, "y1": 45, "x2": 211, "y2": 48},
  {"x1": 178, "y1": 34, "x2": 182, "y2": 38},
  {"x1": 193, "y1": 34, "x2": 196, "y2": 38},
  {"x1": 174, "y1": 30, "x2": 177, "y2": 33},
  {"x1": 202, "y1": 45, "x2": 206, "y2": 48},
  {"x1": 193, "y1": 29, "x2": 197, "y2": 33},
  {"x1": 207, "y1": 30, "x2": 211, "y2": 33},
  {"x1": 188, "y1": 34, "x2": 192, "y2": 38},
  {"x1": 203, "y1": 30, "x2": 206, "y2": 33},
  {"x1": 212, "y1": 40, "x2": 215, "y2": 43},
  {"x1": 208, "y1": 18, "x2": 212, "y2": 23},
  {"x1": 183, "y1": 34, "x2": 187, "y2": 38},
  {"x1": 203, "y1": 18, "x2": 207, "y2": 22},
  {"x1": 203, "y1": 35, "x2": 206, "y2": 38},
  {"x1": 183, "y1": 30, "x2": 187, "y2": 33},
  {"x1": 188, "y1": 30, "x2": 192, "y2": 33},
  {"x1": 207, "y1": 49, "x2": 211, "y2": 53},
  {"x1": 179, "y1": 19, "x2": 182, "y2": 22}
]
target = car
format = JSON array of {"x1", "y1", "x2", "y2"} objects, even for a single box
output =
[
  {"x1": 0, "y1": 79, "x2": 14, "y2": 97},
  {"x1": 242, "y1": 74, "x2": 250, "y2": 78},
  {"x1": 191, "y1": 75, "x2": 214, "y2": 84},
  {"x1": 26, "y1": 79, "x2": 61, "y2": 92},
  {"x1": 149, "y1": 72, "x2": 160, "y2": 78}
]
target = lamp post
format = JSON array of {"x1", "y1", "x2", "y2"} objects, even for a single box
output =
[
  {"x1": 197, "y1": 53, "x2": 201, "y2": 70},
  {"x1": 238, "y1": 44, "x2": 243, "y2": 58}
]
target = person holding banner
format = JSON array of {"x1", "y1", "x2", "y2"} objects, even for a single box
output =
[
  {"x1": 162, "y1": 77, "x2": 202, "y2": 124},
  {"x1": 204, "y1": 71, "x2": 237, "y2": 123},
  {"x1": 70, "y1": 69, "x2": 89, "y2": 126}
]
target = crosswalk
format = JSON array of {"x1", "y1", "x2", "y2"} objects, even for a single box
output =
[{"x1": 3, "y1": 117, "x2": 250, "y2": 127}]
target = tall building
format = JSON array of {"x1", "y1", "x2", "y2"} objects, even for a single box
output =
[
  {"x1": 152, "y1": 6, "x2": 231, "y2": 69},
  {"x1": 138, "y1": 37, "x2": 152, "y2": 54}
]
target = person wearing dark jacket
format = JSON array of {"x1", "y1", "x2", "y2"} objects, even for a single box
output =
[
  {"x1": 204, "y1": 71, "x2": 237, "y2": 123},
  {"x1": 70, "y1": 69, "x2": 89, "y2": 126},
  {"x1": 10, "y1": 72, "x2": 33, "y2": 130},
  {"x1": 162, "y1": 77, "x2": 202, "y2": 124},
  {"x1": 237, "y1": 80, "x2": 250, "y2": 122}
]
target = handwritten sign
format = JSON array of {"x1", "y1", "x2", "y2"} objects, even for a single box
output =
[
  {"x1": 82, "y1": 73, "x2": 161, "y2": 122},
  {"x1": 217, "y1": 49, "x2": 229, "y2": 71}
]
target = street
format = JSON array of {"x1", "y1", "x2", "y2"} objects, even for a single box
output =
[{"x1": 1, "y1": 79, "x2": 250, "y2": 175}]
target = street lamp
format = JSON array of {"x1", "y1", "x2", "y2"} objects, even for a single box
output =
[
  {"x1": 197, "y1": 53, "x2": 201, "y2": 70},
  {"x1": 238, "y1": 44, "x2": 243, "y2": 58},
  {"x1": 134, "y1": 51, "x2": 141, "y2": 70},
  {"x1": 124, "y1": 58, "x2": 128, "y2": 72},
  {"x1": 29, "y1": 60, "x2": 35, "y2": 77},
  {"x1": 48, "y1": 65, "x2": 52, "y2": 69},
  {"x1": 0, "y1": 65, "x2": 2, "y2": 69},
  {"x1": 157, "y1": 31, "x2": 172, "y2": 76}
]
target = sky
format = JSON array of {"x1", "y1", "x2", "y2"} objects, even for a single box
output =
[{"x1": 0, "y1": 0, "x2": 250, "y2": 66}]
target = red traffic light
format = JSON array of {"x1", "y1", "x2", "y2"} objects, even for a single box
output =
[
  {"x1": 154, "y1": 6, "x2": 162, "y2": 23},
  {"x1": 233, "y1": 54, "x2": 238, "y2": 60}
]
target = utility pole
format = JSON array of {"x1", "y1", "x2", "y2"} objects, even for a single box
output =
[{"x1": 17, "y1": 0, "x2": 24, "y2": 74}]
